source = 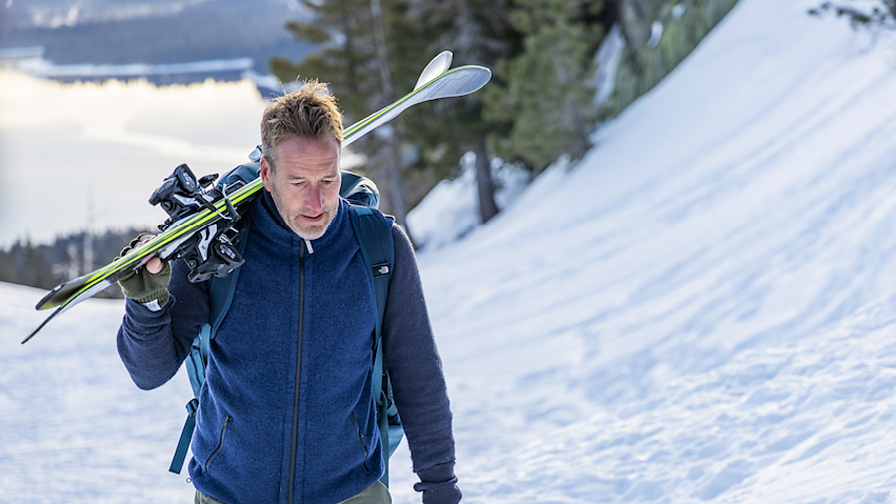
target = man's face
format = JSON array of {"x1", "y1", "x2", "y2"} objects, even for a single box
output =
[{"x1": 260, "y1": 136, "x2": 341, "y2": 240}]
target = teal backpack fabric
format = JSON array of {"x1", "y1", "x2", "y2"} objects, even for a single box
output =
[{"x1": 169, "y1": 163, "x2": 404, "y2": 487}]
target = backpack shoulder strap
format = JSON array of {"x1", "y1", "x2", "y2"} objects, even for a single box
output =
[
  {"x1": 347, "y1": 205, "x2": 399, "y2": 486},
  {"x1": 348, "y1": 205, "x2": 393, "y2": 342}
]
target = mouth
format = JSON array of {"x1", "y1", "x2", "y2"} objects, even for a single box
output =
[{"x1": 300, "y1": 212, "x2": 324, "y2": 224}]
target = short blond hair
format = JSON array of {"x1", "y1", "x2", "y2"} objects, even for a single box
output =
[{"x1": 261, "y1": 80, "x2": 343, "y2": 169}]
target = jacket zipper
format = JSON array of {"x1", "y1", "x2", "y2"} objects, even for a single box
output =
[
  {"x1": 206, "y1": 415, "x2": 232, "y2": 469},
  {"x1": 351, "y1": 412, "x2": 370, "y2": 472},
  {"x1": 287, "y1": 240, "x2": 305, "y2": 504}
]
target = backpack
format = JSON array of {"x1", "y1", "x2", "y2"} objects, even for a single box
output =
[{"x1": 168, "y1": 157, "x2": 404, "y2": 487}]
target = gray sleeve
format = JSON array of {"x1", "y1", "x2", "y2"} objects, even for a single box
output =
[
  {"x1": 382, "y1": 224, "x2": 457, "y2": 474},
  {"x1": 116, "y1": 259, "x2": 209, "y2": 390}
]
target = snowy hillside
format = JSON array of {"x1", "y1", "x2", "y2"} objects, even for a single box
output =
[
  {"x1": 398, "y1": 0, "x2": 896, "y2": 500},
  {"x1": 0, "y1": 283, "x2": 192, "y2": 503},
  {"x1": 5, "y1": 0, "x2": 896, "y2": 502}
]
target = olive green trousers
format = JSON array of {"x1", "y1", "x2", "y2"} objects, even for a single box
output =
[{"x1": 194, "y1": 481, "x2": 392, "y2": 504}]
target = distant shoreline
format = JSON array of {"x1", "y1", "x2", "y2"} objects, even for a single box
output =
[
  {"x1": 0, "y1": 51, "x2": 292, "y2": 96},
  {"x1": 12, "y1": 55, "x2": 255, "y2": 79}
]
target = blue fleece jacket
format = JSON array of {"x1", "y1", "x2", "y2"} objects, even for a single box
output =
[{"x1": 117, "y1": 190, "x2": 458, "y2": 504}]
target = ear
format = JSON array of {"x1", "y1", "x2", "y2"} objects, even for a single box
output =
[{"x1": 260, "y1": 156, "x2": 272, "y2": 192}]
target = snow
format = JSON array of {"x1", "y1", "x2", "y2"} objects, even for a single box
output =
[
  {"x1": 4, "y1": 0, "x2": 896, "y2": 502},
  {"x1": 407, "y1": 154, "x2": 530, "y2": 251},
  {"x1": 0, "y1": 283, "x2": 192, "y2": 503}
]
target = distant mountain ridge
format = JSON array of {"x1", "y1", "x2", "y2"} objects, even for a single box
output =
[
  {"x1": 0, "y1": 0, "x2": 311, "y2": 85},
  {"x1": 4, "y1": 0, "x2": 220, "y2": 30}
]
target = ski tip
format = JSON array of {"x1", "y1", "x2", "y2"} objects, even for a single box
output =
[
  {"x1": 22, "y1": 323, "x2": 44, "y2": 344},
  {"x1": 415, "y1": 51, "x2": 454, "y2": 91},
  {"x1": 22, "y1": 306, "x2": 62, "y2": 344}
]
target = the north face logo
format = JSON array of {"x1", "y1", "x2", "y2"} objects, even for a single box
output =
[{"x1": 373, "y1": 263, "x2": 391, "y2": 277}]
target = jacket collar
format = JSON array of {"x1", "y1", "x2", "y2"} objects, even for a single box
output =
[{"x1": 256, "y1": 189, "x2": 348, "y2": 250}]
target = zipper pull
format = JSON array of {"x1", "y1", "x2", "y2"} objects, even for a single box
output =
[{"x1": 304, "y1": 238, "x2": 314, "y2": 254}]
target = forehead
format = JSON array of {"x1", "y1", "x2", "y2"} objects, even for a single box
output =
[{"x1": 272, "y1": 136, "x2": 340, "y2": 176}]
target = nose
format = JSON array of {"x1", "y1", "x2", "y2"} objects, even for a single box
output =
[{"x1": 304, "y1": 184, "x2": 324, "y2": 212}]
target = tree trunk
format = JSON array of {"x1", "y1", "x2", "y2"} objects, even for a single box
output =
[
  {"x1": 472, "y1": 137, "x2": 499, "y2": 224},
  {"x1": 369, "y1": 0, "x2": 411, "y2": 238},
  {"x1": 615, "y1": 0, "x2": 645, "y2": 82},
  {"x1": 566, "y1": 95, "x2": 593, "y2": 160},
  {"x1": 387, "y1": 133, "x2": 412, "y2": 242}
]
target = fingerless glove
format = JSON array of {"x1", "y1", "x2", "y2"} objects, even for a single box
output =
[{"x1": 115, "y1": 234, "x2": 172, "y2": 311}]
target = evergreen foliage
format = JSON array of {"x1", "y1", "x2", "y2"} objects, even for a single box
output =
[
  {"x1": 270, "y1": 0, "x2": 432, "y2": 228},
  {"x1": 484, "y1": 0, "x2": 606, "y2": 173},
  {"x1": 270, "y1": 0, "x2": 380, "y2": 127},
  {"x1": 612, "y1": 0, "x2": 739, "y2": 115},
  {"x1": 400, "y1": 0, "x2": 521, "y2": 223},
  {"x1": 271, "y1": 0, "x2": 536, "y2": 223},
  {"x1": 268, "y1": 0, "x2": 738, "y2": 224}
]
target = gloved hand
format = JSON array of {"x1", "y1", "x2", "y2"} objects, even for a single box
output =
[
  {"x1": 414, "y1": 462, "x2": 462, "y2": 504},
  {"x1": 115, "y1": 233, "x2": 171, "y2": 311}
]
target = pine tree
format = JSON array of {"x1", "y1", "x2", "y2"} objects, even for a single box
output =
[
  {"x1": 484, "y1": 0, "x2": 606, "y2": 172},
  {"x1": 612, "y1": 0, "x2": 739, "y2": 114},
  {"x1": 271, "y1": 0, "x2": 433, "y2": 235},
  {"x1": 402, "y1": 0, "x2": 520, "y2": 224},
  {"x1": 271, "y1": 0, "x2": 379, "y2": 123}
]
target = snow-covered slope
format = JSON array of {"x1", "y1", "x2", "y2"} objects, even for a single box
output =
[
  {"x1": 5, "y1": 0, "x2": 896, "y2": 502},
  {"x1": 0, "y1": 283, "x2": 192, "y2": 503},
  {"x1": 395, "y1": 0, "x2": 896, "y2": 501}
]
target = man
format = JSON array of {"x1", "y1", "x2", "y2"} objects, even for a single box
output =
[{"x1": 116, "y1": 81, "x2": 461, "y2": 504}]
